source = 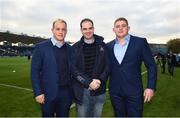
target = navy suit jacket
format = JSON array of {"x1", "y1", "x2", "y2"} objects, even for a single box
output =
[
  {"x1": 107, "y1": 35, "x2": 157, "y2": 96},
  {"x1": 31, "y1": 40, "x2": 72, "y2": 101}
]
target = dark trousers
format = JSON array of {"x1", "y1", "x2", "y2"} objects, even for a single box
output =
[
  {"x1": 168, "y1": 64, "x2": 174, "y2": 78},
  {"x1": 41, "y1": 86, "x2": 72, "y2": 117},
  {"x1": 110, "y1": 93, "x2": 143, "y2": 117},
  {"x1": 161, "y1": 62, "x2": 166, "y2": 73}
]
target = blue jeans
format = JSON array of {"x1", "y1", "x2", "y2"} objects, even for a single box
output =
[{"x1": 76, "y1": 89, "x2": 106, "y2": 117}]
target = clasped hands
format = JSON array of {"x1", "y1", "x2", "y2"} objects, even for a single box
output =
[
  {"x1": 35, "y1": 79, "x2": 101, "y2": 104},
  {"x1": 89, "y1": 79, "x2": 101, "y2": 90}
]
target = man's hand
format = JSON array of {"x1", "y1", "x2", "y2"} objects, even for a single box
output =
[
  {"x1": 89, "y1": 79, "x2": 101, "y2": 90},
  {"x1": 35, "y1": 94, "x2": 45, "y2": 104},
  {"x1": 144, "y1": 88, "x2": 154, "y2": 103}
]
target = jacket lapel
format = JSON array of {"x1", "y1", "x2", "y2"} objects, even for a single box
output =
[
  {"x1": 47, "y1": 40, "x2": 58, "y2": 72},
  {"x1": 66, "y1": 44, "x2": 72, "y2": 70},
  {"x1": 111, "y1": 35, "x2": 134, "y2": 66},
  {"x1": 120, "y1": 35, "x2": 134, "y2": 65},
  {"x1": 110, "y1": 40, "x2": 120, "y2": 65}
]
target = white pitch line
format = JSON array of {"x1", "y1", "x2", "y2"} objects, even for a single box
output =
[
  {"x1": 0, "y1": 83, "x2": 77, "y2": 109},
  {"x1": 70, "y1": 103, "x2": 75, "y2": 109},
  {"x1": 0, "y1": 71, "x2": 147, "y2": 109},
  {"x1": 0, "y1": 83, "x2": 33, "y2": 91},
  {"x1": 141, "y1": 70, "x2": 147, "y2": 75},
  {"x1": 0, "y1": 71, "x2": 147, "y2": 92}
]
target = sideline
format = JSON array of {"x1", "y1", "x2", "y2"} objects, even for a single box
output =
[
  {"x1": 0, "y1": 83, "x2": 33, "y2": 91},
  {"x1": 0, "y1": 71, "x2": 147, "y2": 109},
  {"x1": 0, "y1": 71, "x2": 147, "y2": 92}
]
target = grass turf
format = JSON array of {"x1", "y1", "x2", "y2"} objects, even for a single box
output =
[{"x1": 0, "y1": 57, "x2": 180, "y2": 116}]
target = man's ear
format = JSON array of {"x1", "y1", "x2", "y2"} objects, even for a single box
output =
[
  {"x1": 112, "y1": 28, "x2": 115, "y2": 33},
  {"x1": 128, "y1": 26, "x2": 130, "y2": 31}
]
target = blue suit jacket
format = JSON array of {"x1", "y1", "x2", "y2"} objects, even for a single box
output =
[
  {"x1": 107, "y1": 35, "x2": 157, "y2": 96},
  {"x1": 31, "y1": 40, "x2": 72, "y2": 101}
]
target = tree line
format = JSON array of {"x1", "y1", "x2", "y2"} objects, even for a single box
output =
[{"x1": 167, "y1": 38, "x2": 180, "y2": 53}]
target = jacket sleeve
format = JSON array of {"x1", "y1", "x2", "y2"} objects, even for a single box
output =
[
  {"x1": 98, "y1": 43, "x2": 110, "y2": 82},
  {"x1": 70, "y1": 46, "x2": 92, "y2": 88},
  {"x1": 30, "y1": 45, "x2": 43, "y2": 97},
  {"x1": 142, "y1": 38, "x2": 157, "y2": 90}
]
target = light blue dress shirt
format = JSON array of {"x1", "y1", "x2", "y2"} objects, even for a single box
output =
[
  {"x1": 51, "y1": 37, "x2": 64, "y2": 48},
  {"x1": 114, "y1": 34, "x2": 130, "y2": 64}
]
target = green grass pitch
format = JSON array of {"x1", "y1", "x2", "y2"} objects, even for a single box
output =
[{"x1": 0, "y1": 57, "x2": 180, "y2": 116}]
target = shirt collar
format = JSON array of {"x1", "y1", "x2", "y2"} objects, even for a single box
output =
[
  {"x1": 51, "y1": 37, "x2": 57, "y2": 46},
  {"x1": 83, "y1": 37, "x2": 95, "y2": 44},
  {"x1": 51, "y1": 37, "x2": 65, "y2": 48},
  {"x1": 115, "y1": 34, "x2": 130, "y2": 45}
]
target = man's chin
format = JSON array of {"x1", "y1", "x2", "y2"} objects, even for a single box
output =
[
  {"x1": 84, "y1": 36, "x2": 93, "y2": 40},
  {"x1": 56, "y1": 38, "x2": 64, "y2": 42},
  {"x1": 117, "y1": 34, "x2": 126, "y2": 38}
]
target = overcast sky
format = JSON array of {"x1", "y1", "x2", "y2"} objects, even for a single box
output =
[{"x1": 0, "y1": 0, "x2": 180, "y2": 44}]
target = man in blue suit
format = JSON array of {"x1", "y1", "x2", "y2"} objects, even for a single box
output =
[
  {"x1": 107, "y1": 17, "x2": 157, "y2": 117},
  {"x1": 31, "y1": 19, "x2": 73, "y2": 117}
]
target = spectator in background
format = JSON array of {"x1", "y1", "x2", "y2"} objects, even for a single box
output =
[
  {"x1": 27, "y1": 51, "x2": 31, "y2": 61},
  {"x1": 161, "y1": 54, "x2": 167, "y2": 74},
  {"x1": 157, "y1": 53, "x2": 162, "y2": 67},
  {"x1": 167, "y1": 51, "x2": 176, "y2": 79}
]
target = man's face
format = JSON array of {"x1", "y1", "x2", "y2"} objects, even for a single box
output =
[
  {"x1": 113, "y1": 20, "x2": 130, "y2": 39},
  {"x1": 81, "y1": 21, "x2": 94, "y2": 40},
  {"x1": 52, "y1": 21, "x2": 67, "y2": 41}
]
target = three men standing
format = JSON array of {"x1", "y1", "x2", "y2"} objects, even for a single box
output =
[{"x1": 31, "y1": 17, "x2": 157, "y2": 117}]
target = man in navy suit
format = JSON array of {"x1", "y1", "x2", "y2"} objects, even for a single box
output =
[
  {"x1": 31, "y1": 19, "x2": 73, "y2": 117},
  {"x1": 107, "y1": 17, "x2": 157, "y2": 117}
]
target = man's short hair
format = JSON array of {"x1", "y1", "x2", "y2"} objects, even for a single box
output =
[
  {"x1": 52, "y1": 18, "x2": 67, "y2": 28},
  {"x1": 80, "y1": 18, "x2": 94, "y2": 28},
  {"x1": 114, "y1": 17, "x2": 129, "y2": 26}
]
